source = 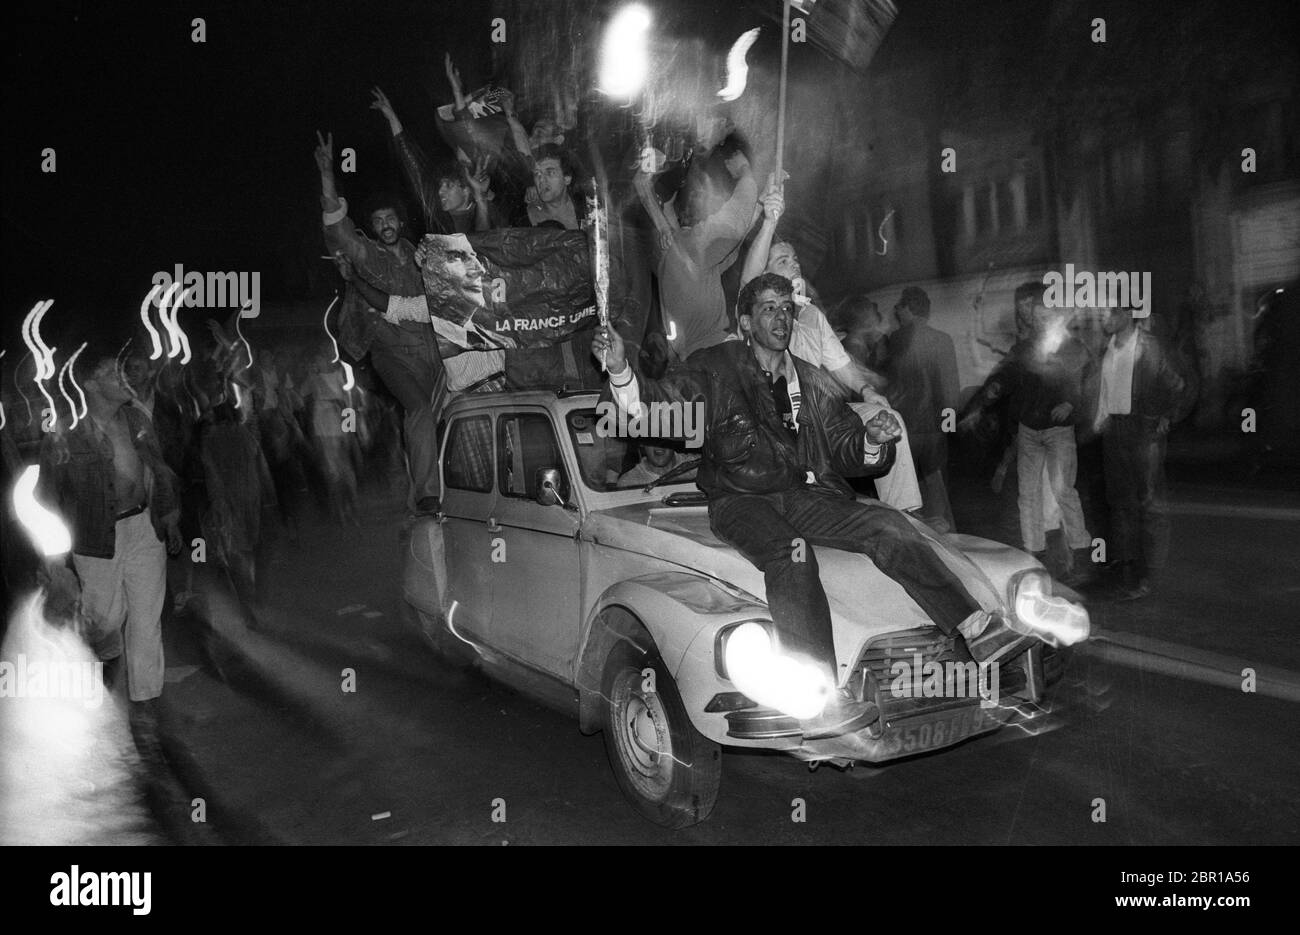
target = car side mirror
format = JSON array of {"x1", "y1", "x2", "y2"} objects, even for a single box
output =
[{"x1": 536, "y1": 468, "x2": 567, "y2": 508}]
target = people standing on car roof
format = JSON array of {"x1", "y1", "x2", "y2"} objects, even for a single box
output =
[
  {"x1": 737, "y1": 180, "x2": 924, "y2": 515},
  {"x1": 885, "y1": 285, "x2": 960, "y2": 532},
  {"x1": 962, "y1": 284, "x2": 1095, "y2": 584},
  {"x1": 1092, "y1": 305, "x2": 1194, "y2": 601},
  {"x1": 315, "y1": 130, "x2": 445, "y2": 514},
  {"x1": 370, "y1": 85, "x2": 508, "y2": 234},
  {"x1": 593, "y1": 273, "x2": 1038, "y2": 738}
]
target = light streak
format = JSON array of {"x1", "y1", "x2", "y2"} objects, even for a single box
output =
[
  {"x1": 598, "y1": 4, "x2": 652, "y2": 100},
  {"x1": 876, "y1": 208, "x2": 896, "y2": 256},
  {"x1": 140, "y1": 284, "x2": 167, "y2": 361},
  {"x1": 233, "y1": 307, "x2": 252, "y2": 370},
  {"x1": 12, "y1": 465, "x2": 71, "y2": 557},
  {"x1": 158, "y1": 283, "x2": 183, "y2": 359},
  {"x1": 322, "y1": 294, "x2": 342, "y2": 363},
  {"x1": 64, "y1": 343, "x2": 88, "y2": 425},
  {"x1": 23, "y1": 301, "x2": 58, "y2": 430},
  {"x1": 321, "y1": 291, "x2": 352, "y2": 388},
  {"x1": 717, "y1": 27, "x2": 761, "y2": 101},
  {"x1": 161, "y1": 287, "x2": 193, "y2": 364},
  {"x1": 56, "y1": 353, "x2": 78, "y2": 434}
]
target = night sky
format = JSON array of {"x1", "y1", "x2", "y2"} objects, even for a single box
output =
[{"x1": 4, "y1": 0, "x2": 1294, "y2": 351}]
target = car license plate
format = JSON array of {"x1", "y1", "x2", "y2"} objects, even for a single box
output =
[{"x1": 893, "y1": 707, "x2": 990, "y2": 756}]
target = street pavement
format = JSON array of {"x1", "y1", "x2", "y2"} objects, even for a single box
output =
[{"x1": 12, "y1": 454, "x2": 1297, "y2": 845}]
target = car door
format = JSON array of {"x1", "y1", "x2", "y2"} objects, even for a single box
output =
[
  {"x1": 488, "y1": 408, "x2": 583, "y2": 679},
  {"x1": 439, "y1": 411, "x2": 497, "y2": 644}
]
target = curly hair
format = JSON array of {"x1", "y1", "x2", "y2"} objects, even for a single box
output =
[{"x1": 736, "y1": 272, "x2": 794, "y2": 319}]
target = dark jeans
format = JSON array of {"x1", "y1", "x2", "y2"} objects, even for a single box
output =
[
  {"x1": 1102, "y1": 415, "x2": 1169, "y2": 577},
  {"x1": 370, "y1": 338, "x2": 444, "y2": 504},
  {"x1": 709, "y1": 488, "x2": 981, "y2": 678}
]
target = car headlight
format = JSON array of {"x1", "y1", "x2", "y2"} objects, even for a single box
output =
[
  {"x1": 715, "y1": 621, "x2": 833, "y2": 720},
  {"x1": 1008, "y1": 570, "x2": 1090, "y2": 647}
]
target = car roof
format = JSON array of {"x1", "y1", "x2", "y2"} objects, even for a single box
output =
[{"x1": 443, "y1": 389, "x2": 601, "y2": 416}]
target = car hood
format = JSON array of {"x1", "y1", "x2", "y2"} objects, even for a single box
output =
[{"x1": 587, "y1": 501, "x2": 1036, "y2": 668}]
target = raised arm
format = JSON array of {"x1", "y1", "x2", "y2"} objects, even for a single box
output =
[
  {"x1": 316, "y1": 131, "x2": 388, "y2": 273},
  {"x1": 739, "y1": 176, "x2": 784, "y2": 289}
]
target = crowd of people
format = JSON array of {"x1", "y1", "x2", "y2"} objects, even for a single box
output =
[{"x1": 3, "y1": 50, "x2": 1199, "y2": 738}]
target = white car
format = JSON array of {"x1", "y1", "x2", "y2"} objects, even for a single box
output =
[{"x1": 404, "y1": 389, "x2": 1087, "y2": 828}]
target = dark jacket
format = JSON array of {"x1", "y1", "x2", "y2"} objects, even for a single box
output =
[
  {"x1": 626, "y1": 341, "x2": 895, "y2": 499},
  {"x1": 1101, "y1": 328, "x2": 1194, "y2": 426},
  {"x1": 37, "y1": 405, "x2": 180, "y2": 559},
  {"x1": 885, "y1": 319, "x2": 960, "y2": 436},
  {"x1": 981, "y1": 334, "x2": 1094, "y2": 430}
]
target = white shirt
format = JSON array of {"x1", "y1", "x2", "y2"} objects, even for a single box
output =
[{"x1": 1095, "y1": 330, "x2": 1139, "y2": 429}]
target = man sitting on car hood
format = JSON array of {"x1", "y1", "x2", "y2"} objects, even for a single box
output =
[{"x1": 592, "y1": 273, "x2": 1037, "y2": 737}]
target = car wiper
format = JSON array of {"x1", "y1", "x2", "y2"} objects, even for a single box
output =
[{"x1": 643, "y1": 457, "x2": 702, "y2": 493}]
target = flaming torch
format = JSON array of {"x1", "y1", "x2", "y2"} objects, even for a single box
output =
[
  {"x1": 13, "y1": 465, "x2": 71, "y2": 558},
  {"x1": 587, "y1": 180, "x2": 611, "y2": 371}
]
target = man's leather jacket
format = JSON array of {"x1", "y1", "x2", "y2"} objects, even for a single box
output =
[{"x1": 623, "y1": 340, "x2": 895, "y2": 500}]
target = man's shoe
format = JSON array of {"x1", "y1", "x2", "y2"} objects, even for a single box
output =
[
  {"x1": 964, "y1": 612, "x2": 1035, "y2": 666},
  {"x1": 800, "y1": 695, "x2": 881, "y2": 740}
]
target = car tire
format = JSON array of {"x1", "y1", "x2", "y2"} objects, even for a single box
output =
[{"x1": 599, "y1": 622, "x2": 721, "y2": 829}]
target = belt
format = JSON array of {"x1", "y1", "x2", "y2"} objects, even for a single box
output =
[{"x1": 115, "y1": 502, "x2": 147, "y2": 521}]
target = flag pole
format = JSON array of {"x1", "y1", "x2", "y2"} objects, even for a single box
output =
[{"x1": 775, "y1": 0, "x2": 791, "y2": 182}]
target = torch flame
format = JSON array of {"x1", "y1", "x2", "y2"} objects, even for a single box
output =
[
  {"x1": 12, "y1": 465, "x2": 72, "y2": 557},
  {"x1": 718, "y1": 27, "x2": 761, "y2": 101}
]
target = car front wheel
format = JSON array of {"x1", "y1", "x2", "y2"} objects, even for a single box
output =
[{"x1": 599, "y1": 624, "x2": 721, "y2": 829}]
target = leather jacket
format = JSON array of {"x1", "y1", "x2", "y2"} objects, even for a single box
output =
[{"x1": 626, "y1": 340, "x2": 895, "y2": 499}]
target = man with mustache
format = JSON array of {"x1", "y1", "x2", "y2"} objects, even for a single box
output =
[{"x1": 315, "y1": 131, "x2": 445, "y2": 513}]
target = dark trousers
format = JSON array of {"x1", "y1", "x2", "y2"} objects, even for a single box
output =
[
  {"x1": 709, "y1": 488, "x2": 981, "y2": 678},
  {"x1": 1102, "y1": 415, "x2": 1169, "y2": 577},
  {"x1": 370, "y1": 338, "x2": 444, "y2": 505}
]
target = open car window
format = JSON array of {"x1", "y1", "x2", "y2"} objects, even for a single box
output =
[
  {"x1": 564, "y1": 408, "x2": 698, "y2": 492},
  {"x1": 497, "y1": 411, "x2": 571, "y2": 503}
]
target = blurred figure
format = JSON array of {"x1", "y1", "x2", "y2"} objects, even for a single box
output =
[
  {"x1": 965, "y1": 288, "x2": 1094, "y2": 581},
  {"x1": 304, "y1": 352, "x2": 358, "y2": 526},
  {"x1": 200, "y1": 399, "x2": 276, "y2": 618},
  {"x1": 1093, "y1": 306, "x2": 1194, "y2": 600},
  {"x1": 257, "y1": 349, "x2": 309, "y2": 541},
  {"x1": 36, "y1": 350, "x2": 182, "y2": 713},
  {"x1": 633, "y1": 136, "x2": 758, "y2": 359},
  {"x1": 886, "y1": 286, "x2": 959, "y2": 531},
  {"x1": 839, "y1": 294, "x2": 896, "y2": 374}
]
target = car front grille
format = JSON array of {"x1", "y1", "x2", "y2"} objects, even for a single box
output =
[{"x1": 852, "y1": 627, "x2": 1031, "y2": 720}]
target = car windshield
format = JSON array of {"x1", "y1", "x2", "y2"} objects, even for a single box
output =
[{"x1": 565, "y1": 408, "x2": 699, "y2": 492}]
